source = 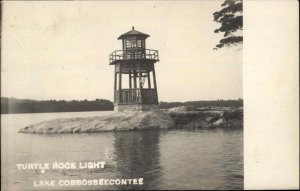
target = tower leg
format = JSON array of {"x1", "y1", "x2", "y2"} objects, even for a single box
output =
[
  {"x1": 118, "y1": 64, "x2": 122, "y2": 103},
  {"x1": 139, "y1": 65, "x2": 142, "y2": 102},
  {"x1": 133, "y1": 71, "x2": 137, "y2": 88},
  {"x1": 133, "y1": 70, "x2": 137, "y2": 103},
  {"x1": 152, "y1": 68, "x2": 157, "y2": 90},
  {"x1": 129, "y1": 71, "x2": 132, "y2": 89},
  {"x1": 114, "y1": 70, "x2": 117, "y2": 103},
  {"x1": 114, "y1": 71, "x2": 117, "y2": 90},
  {"x1": 147, "y1": 71, "x2": 151, "y2": 89},
  {"x1": 152, "y1": 68, "x2": 158, "y2": 104},
  {"x1": 128, "y1": 71, "x2": 132, "y2": 102}
]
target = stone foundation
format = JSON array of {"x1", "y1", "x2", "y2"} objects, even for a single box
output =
[{"x1": 114, "y1": 104, "x2": 159, "y2": 112}]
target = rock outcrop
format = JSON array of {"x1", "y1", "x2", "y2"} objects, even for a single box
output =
[
  {"x1": 19, "y1": 111, "x2": 174, "y2": 134},
  {"x1": 166, "y1": 106, "x2": 243, "y2": 129},
  {"x1": 19, "y1": 106, "x2": 243, "y2": 134}
]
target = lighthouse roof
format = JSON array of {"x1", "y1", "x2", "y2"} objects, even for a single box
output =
[{"x1": 118, "y1": 27, "x2": 150, "y2": 40}]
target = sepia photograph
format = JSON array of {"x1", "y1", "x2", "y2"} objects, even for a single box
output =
[{"x1": 1, "y1": 0, "x2": 297, "y2": 190}]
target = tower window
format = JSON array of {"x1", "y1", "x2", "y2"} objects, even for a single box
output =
[
  {"x1": 137, "y1": 40, "x2": 142, "y2": 47},
  {"x1": 126, "y1": 37, "x2": 139, "y2": 48}
]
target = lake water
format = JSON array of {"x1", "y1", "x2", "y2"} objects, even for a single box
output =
[{"x1": 1, "y1": 111, "x2": 243, "y2": 190}]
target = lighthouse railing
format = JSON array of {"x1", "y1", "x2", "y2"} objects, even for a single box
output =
[{"x1": 109, "y1": 49, "x2": 159, "y2": 64}]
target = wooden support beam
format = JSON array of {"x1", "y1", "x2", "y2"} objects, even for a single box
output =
[
  {"x1": 139, "y1": 64, "x2": 143, "y2": 103},
  {"x1": 139, "y1": 66, "x2": 142, "y2": 89},
  {"x1": 133, "y1": 70, "x2": 137, "y2": 88},
  {"x1": 118, "y1": 64, "x2": 122, "y2": 102},
  {"x1": 129, "y1": 71, "x2": 132, "y2": 89},
  {"x1": 152, "y1": 68, "x2": 158, "y2": 104},
  {"x1": 114, "y1": 71, "x2": 117, "y2": 90},
  {"x1": 147, "y1": 71, "x2": 151, "y2": 89},
  {"x1": 152, "y1": 68, "x2": 157, "y2": 89}
]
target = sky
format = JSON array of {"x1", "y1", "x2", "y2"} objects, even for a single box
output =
[{"x1": 2, "y1": 1, "x2": 242, "y2": 102}]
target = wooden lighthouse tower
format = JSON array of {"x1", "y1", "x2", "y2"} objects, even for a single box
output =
[{"x1": 109, "y1": 27, "x2": 159, "y2": 112}]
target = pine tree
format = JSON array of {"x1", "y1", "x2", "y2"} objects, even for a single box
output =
[{"x1": 213, "y1": 0, "x2": 243, "y2": 49}]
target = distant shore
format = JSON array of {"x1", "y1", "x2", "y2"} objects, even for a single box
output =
[{"x1": 1, "y1": 97, "x2": 243, "y2": 114}]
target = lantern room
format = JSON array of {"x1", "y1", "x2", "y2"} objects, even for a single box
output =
[{"x1": 119, "y1": 26, "x2": 148, "y2": 50}]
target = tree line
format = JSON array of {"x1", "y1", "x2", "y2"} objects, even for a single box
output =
[
  {"x1": 159, "y1": 99, "x2": 243, "y2": 109},
  {"x1": 1, "y1": 97, "x2": 243, "y2": 114},
  {"x1": 1, "y1": 97, "x2": 114, "y2": 114}
]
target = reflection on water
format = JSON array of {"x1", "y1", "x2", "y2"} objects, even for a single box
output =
[
  {"x1": 113, "y1": 130, "x2": 162, "y2": 190},
  {"x1": 1, "y1": 112, "x2": 243, "y2": 190}
]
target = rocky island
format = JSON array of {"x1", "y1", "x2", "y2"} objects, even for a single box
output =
[
  {"x1": 18, "y1": 106, "x2": 243, "y2": 134},
  {"x1": 18, "y1": 28, "x2": 243, "y2": 134}
]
